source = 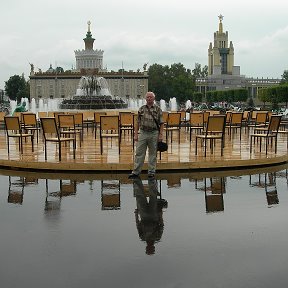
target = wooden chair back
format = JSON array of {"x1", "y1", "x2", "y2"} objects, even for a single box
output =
[
  {"x1": 206, "y1": 115, "x2": 226, "y2": 134},
  {"x1": 166, "y1": 112, "x2": 181, "y2": 126},
  {"x1": 255, "y1": 112, "x2": 268, "y2": 124},
  {"x1": 58, "y1": 114, "x2": 75, "y2": 129},
  {"x1": 22, "y1": 113, "x2": 37, "y2": 126},
  {"x1": 230, "y1": 112, "x2": 243, "y2": 125},
  {"x1": 162, "y1": 111, "x2": 169, "y2": 123},
  {"x1": 100, "y1": 115, "x2": 119, "y2": 131},
  {"x1": 41, "y1": 117, "x2": 59, "y2": 136},
  {"x1": 5, "y1": 116, "x2": 21, "y2": 132},
  {"x1": 190, "y1": 112, "x2": 204, "y2": 126},
  {"x1": 268, "y1": 115, "x2": 282, "y2": 133},
  {"x1": 119, "y1": 112, "x2": 134, "y2": 126}
]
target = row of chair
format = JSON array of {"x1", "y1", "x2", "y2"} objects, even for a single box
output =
[{"x1": 3, "y1": 110, "x2": 286, "y2": 161}]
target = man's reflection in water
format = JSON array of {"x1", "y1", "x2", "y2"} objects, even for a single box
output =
[{"x1": 133, "y1": 178, "x2": 167, "y2": 255}]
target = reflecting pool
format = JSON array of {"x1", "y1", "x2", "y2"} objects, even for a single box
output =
[{"x1": 0, "y1": 164, "x2": 288, "y2": 288}]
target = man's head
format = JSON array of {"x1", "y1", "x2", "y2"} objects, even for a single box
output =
[{"x1": 145, "y1": 91, "x2": 155, "y2": 107}]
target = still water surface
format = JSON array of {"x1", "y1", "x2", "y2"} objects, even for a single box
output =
[{"x1": 0, "y1": 165, "x2": 288, "y2": 288}]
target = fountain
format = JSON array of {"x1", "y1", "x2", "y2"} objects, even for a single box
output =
[
  {"x1": 169, "y1": 97, "x2": 177, "y2": 111},
  {"x1": 59, "y1": 75, "x2": 128, "y2": 110},
  {"x1": 160, "y1": 99, "x2": 166, "y2": 111}
]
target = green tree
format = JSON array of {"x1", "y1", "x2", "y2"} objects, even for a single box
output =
[
  {"x1": 258, "y1": 88, "x2": 270, "y2": 107},
  {"x1": 5, "y1": 74, "x2": 30, "y2": 103},
  {"x1": 192, "y1": 63, "x2": 208, "y2": 78},
  {"x1": 280, "y1": 70, "x2": 288, "y2": 84},
  {"x1": 148, "y1": 63, "x2": 195, "y2": 103}
]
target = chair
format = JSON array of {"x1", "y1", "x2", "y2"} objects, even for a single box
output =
[
  {"x1": 195, "y1": 115, "x2": 226, "y2": 156},
  {"x1": 119, "y1": 112, "x2": 134, "y2": 143},
  {"x1": 250, "y1": 115, "x2": 282, "y2": 154},
  {"x1": 203, "y1": 111, "x2": 210, "y2": 126},
  {"x1": 37, "y1": 111, "x2": 48, "y2": 119},
  {"x1": 248, "y1": 111, "x2": 268, "y2": 131},
  {"x1": 241, "y1": 110, "x2": 251, "y2": 130},
  {"x1": 94, "y1": 111, "x2": 107, "y2": 138},
  {"x1": 227, "y1": 112, "x2": 243, "y2": 140},
  {"x1": 82, "y1": 111, "x2": 95, "y2": 132},
  {"x1": 22, "y1": 113, "x2": 41, "y2": 143},
  {"x1": 0, "y1": 111, "x2": 6, "y2": 127},
  {"x1": 179, "y1": 110, "x2": 188, "y2": 127},
  {"x1": 4, "y1": 116, "x2": 34, "y2": 154},
  {"x1": 99, "y1": 115, "x2": 120, "y2": 154},
  {"x1": 225, "y1": 111, "x2": 232, "y2": 126},
  {"x1": 189, "y1": 112, "x2": 204, "y2": 141},
  {"x1": 68, "y1": 112, "x2": 84, "y2": 142},
  {"x1": 58, "y1": 114, "x2": 81, "y2": 147},
  {"x1": 40, "y1": 117, "x2": 76, "y2": 161},
  {"x1": 164, "y1": 112, "x2": 181, "y2": 143}
]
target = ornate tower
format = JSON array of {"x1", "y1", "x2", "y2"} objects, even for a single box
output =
[
  {"x1": 208, "y1": 15, "x2": 237, "y2": 76},
  {"x1": 74, "y1": 21, "x2": 105, "y2": 71}
]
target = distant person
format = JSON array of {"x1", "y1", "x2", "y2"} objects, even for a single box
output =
[
  {"x1": 128, "y1": 91, "x2": 164, "y2": 179},
  {"x1": 12, "y1": 101, "x2": 27, "y2": 115},
  {"x1": 133, "y1": 177, "x2": 166, "y2": 255}
]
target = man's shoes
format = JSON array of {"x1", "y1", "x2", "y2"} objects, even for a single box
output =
[
  {"x1": 128, "y1": 173, "x2": 139, "y2": 179},
  {"x1": 148, "y1": 173, "x2": 155, "y2": 178}
]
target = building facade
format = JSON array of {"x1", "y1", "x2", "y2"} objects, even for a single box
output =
[
  {"x1": 29, "y1": 22, "x2": 148, "y2": 102},
  {"x1": 196, "y1": 15, "x2": 280, "y2": 104}
]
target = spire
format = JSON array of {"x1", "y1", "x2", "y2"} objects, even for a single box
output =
[
  {"x1": 218, "y1": 14, "x2": 224, "y2": 34},
  {"x1": 84, "y1": 20, "x2": 95, "y2": 50}
]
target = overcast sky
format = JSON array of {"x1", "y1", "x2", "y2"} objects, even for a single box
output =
[{"x1": 1, "y1": 0, "x2": 288, "y2": 89}]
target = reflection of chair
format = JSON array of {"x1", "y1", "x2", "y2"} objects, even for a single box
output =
[
  {"x1": 4, "y1": 116, "x2": 34, "y2": 154},
  {"x1": 164, "y1": 112, "x2": 181, "y2": 143},
  {"x1": 60, "y1": 180, "x2": 77, "y2": 197},
  {"x1": 250, "y1": 115, "x2": 281, "y2": 154},
  {"x1": 100, "y1": 115, "x2": 120, "y2": 154},
  {"x1": 167, "y1": 175, "x2": 181, "y2": 188},
  {"x1": 101, "y1": 180, "x2": 120, "y2": 210},
  {"x1": 22, "y1": 113, "x2": 41, "y2": 143},
  {"x1": 45, "y1": 179, "x2": 62, "y2": 214},
  {"x1": 264, "y1": 173, "x2": 279, "y2": 205},
  {"x1": 195, "y1": 115, "x2": 226, "y2": 156},
  {"x1": 189, "y1": 112, "x2": 204, "y2": 141},
  {"x1": 204, "y1": 177, "x2": 225, "y2": 213},
  {"x1": 8, "y1": 176, "x2": 24, "y2": 204},
  {"x1": 41, "y1": 117, "x2": 76, "y2": 161}
]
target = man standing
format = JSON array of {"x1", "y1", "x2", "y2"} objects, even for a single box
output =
[{"x1": 129, "y1": 91, "x2": 164, "y2": 179}]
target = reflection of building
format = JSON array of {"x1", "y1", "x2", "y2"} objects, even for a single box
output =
[
  {"x1": 196, "y1": 15, "x2": 280, "y2": 102},
  {"x1": 29, "y1": 22, "x2": 148, "y2": 101}
]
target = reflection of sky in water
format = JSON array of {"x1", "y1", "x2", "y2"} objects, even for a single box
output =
[{"x1": 0, "y1": 166, "x2": 288, "y2": 287}]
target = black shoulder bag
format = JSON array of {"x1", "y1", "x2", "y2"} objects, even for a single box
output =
[{"x1": 147, "y1": 107, "x2": 168, "y2": 152}]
